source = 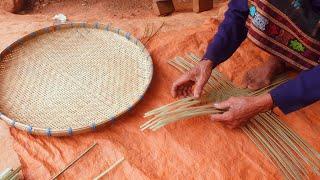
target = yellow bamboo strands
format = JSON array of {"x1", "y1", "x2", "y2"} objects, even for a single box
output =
[
  {"x1": 142, "y1": 103, "x2": 223, "y2": 131},
  {"x1": 267, "y1": 112, "x2": 320, "y2": 160},
  {"x1": 50, "y1": 143, "x2": 97, "y2": 180},
  {"x1": 241, "y1": 126, "x2": 292, "y2": 179},
  {"x1": 143, "y1": 97, "x2": 197, "y2": 118},
  {"x1": 264, "y1": 113, "x2": 320, "y2": 173},
  {"x1": 93, "y1": 157, "x2": 125, "y2": 180},
  {"x1": 0, "y1": 166, "x2": 21, "y2": 180},
  {"x1": 251, "y1": 119, "x2": 306, "y2": 178},
  {"x1": 143, "y1": 22, "x2": 165, "y2": 46},
  {"x1": 258, "y1": 113, "x2": 320, "y2": 175},
  {"x1": 244, "y1": 123, "x2": 297, "y2": 179},
  {"x1": 141, "y1": 53, "x2": 320, "y2": 179},
  {"x1": 168, "y1": 60, "x2": 186, "y2": 73}
]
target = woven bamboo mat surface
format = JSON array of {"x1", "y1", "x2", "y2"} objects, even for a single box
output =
[{"x1": 0, "y1": 23, "x2": 153, "y2": 136}]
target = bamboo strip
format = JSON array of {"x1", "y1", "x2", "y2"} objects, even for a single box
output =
[
  {"x1": 258, "y1": 114, "x2": 320, "y2": 174},
  {"x1": 245, "y1": 123, "x2": 295, "y2": 179},
  {"x1": 176, "y1": 56, "x2": 195, "y2": 69},
  {"x1": 93, "y1": 157, "x2": 125, "y2": 180},
  {"x1": 265, "y1": 113, "x2": 320, "y2": 171},
  {"x1": 143, "y1": 22, "x2": 165, "y2": 46},
  {"x1": 144, "y1": 99, "x2": 201, "y2": 122},
  {"x1": 255, "y1": 115, "x2": 310, "y2": 175},
  {"x1": 245, "y1": 125, "x2": 294, "y2": 179},
  {"x1": 169, "y1": 58, "x2": 190, "y2": 72},
  {"x1": 1, "y1": 166, "x2": 21, "y2": 180},
  {"x1": 266, "y1": 112, "x2": 320, "y2": 160},
  {"x1": 241, "y1": 126, "x2": 290, "y2": 178},
  {"x1": 249, "y1": 121, "x2": 303, "y2": 179},
  {"x1": 150, "y1": 109, "x2": 222, "y2": 131},
  {"x1": 50, "y1": 143, "x2": 97, "y2": 180},
  {"x1": 142, "y1": 100, "x2": 201, "y2": 130},
  {"x1": 144, "y1": 97, "x2": 195, "y2": 117},
  {"x1": 8, "y1": 173, "x2": 19, "y2": 180},
  {"x1": 252, "y1": 118, "x2": 306, "y2": 177},
  {"x1": 0, "y1": 168, "x2": 11, "y2": 179},
  {"x1": 168, "y1": 60, "x2": 186, "y2": 73}
]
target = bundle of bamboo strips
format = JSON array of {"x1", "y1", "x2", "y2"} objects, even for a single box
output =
[
  {"x1": 0, "y1": 167, "x2": 21, "y2": 180},
  {"x1": 141, "y1": 53, "x2": 320, "y2": 179}
]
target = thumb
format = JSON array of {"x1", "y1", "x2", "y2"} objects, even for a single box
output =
[
  {"x1": 213, "y1": 99, "x2": 232, "y2": 110},
  {"x1": 193, "y1": 75, "x2": 208, "y2": 98}
]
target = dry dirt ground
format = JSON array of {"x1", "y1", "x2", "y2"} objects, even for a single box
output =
[{"x1": 0, "y1": 0, "x2": 320, "y2": 179}]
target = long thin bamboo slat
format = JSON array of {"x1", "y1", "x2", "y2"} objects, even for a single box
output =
[
  {"x1": 246, "y1": 123, "x2": 298, "y2": 179},
  {"x1": 241, "y1": 126, "x2": 292, "y2": 179},
  {"x1": 265, "y1": 113, "x2": 320, "y2": 172},
  {"x1": 258, "y1": 114, "x2": 320, "y2": 174},
  {"x1": 245, "y1": 123, "x2": 295, "y2": 179},
  {"x1": 0, "y1": 166, "x2": 21, "y2": 180},
  {"x1": 251, "y1": 119, "x2": 306, "y2": 178},
  {"x1": 50, "y1": 143, "x2": 97, "y2": 180},
  {"x1": 93, "y1": 157, "x2": 125, "y2": 180},
  {"x1": 255, "y1": 115, "x2": 310, "y2": 174}
]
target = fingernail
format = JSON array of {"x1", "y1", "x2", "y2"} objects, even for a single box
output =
[{"x1": 213, "y1": 103, "x2": 218, "y2": 107}]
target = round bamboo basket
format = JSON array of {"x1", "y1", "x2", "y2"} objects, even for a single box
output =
[{"x1": 0, "y1": 22, "x2": 153, "y2": 136}]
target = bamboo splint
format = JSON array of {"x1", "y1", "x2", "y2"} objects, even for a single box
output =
[
  {"x1": 94, "y1": 157, "x2": 125, "y2": 180},
  {"x1": 50, "y1": 143, "x2": 97, "y2": 180},
  {"x1": 0, "y1": 166, "x2": 21, "y2": 180}
]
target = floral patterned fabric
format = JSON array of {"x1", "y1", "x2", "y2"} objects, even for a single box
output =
[{"x1": 247, "y1": 0, "x2": 320, "y2": 70}]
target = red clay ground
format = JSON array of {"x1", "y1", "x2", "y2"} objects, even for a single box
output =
[{"x1": 0, "y1": 0, "x2": 320, "y2": 179}]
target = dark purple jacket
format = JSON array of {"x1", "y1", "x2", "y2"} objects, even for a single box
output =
[{"x1": 204, "y1": 0, "x2": 320, "y2": 114}]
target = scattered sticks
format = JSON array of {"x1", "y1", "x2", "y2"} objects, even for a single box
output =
[{"x1": 142, "y1": 22, "x2": 165, "y2": 46}]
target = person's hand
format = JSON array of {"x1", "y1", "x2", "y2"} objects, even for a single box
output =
[
  {"x1": 211, "y1": 94, "x2": 274, "y2": 128},
  {"x1": 171, "y1": 59, "x2": 214, "y2": 98}
]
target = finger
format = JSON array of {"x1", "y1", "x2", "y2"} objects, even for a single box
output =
[
  {"x1": 171, "y1": 74, "x2": 191, "y2": 98},
  {"x1": 211, "y1": 112, "x2": 232, "y2": 122},
  {"x1": 182, "y1": 87, "x2": 188, "y2": 97},
  {"x1": 178, "y1": 88, "x2": 185, "y2": 98},
  {"x1": 213, "y1": 98, "x2": 233, "y2": 110},
  {"x1": 248, "y1": 80, "x2": 270, "y2": 90},
  {"x1": 239, "y1": 76, "x2": 248, "y2": 89},
  {"x1": 187, "y1": 87, "x2": 193, "y2": 96},
  {"x1": 194, "y1": 74, "x2": 209, "y2": 98},
  {"x1": 226, "y1": 124, "x2": 237, "y2": 129},
  {"x1": 247, "y1": 83, "x2": 260, "y2": 90},
  {"x1": 175, "y1": 86, "x2": 181, "y2": 98},
  {"x1": 263, "y1": 79, "x2": 271, "y2": 86},
  {"x1": 239, "y1": 121, "x2": 248, "y2": 127}
]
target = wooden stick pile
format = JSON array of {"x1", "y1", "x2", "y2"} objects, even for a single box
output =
[{"x1": 141, "y1": 53, "x2": 320, "y2": 179}]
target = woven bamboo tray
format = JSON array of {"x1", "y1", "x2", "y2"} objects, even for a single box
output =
[{"x1": 0, "y1": 22, "x2": 153, "y2": 136}]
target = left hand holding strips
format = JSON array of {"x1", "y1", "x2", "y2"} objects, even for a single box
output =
[{"x1": 211, "y1": 94, "x2": 274, "y2": 129}]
